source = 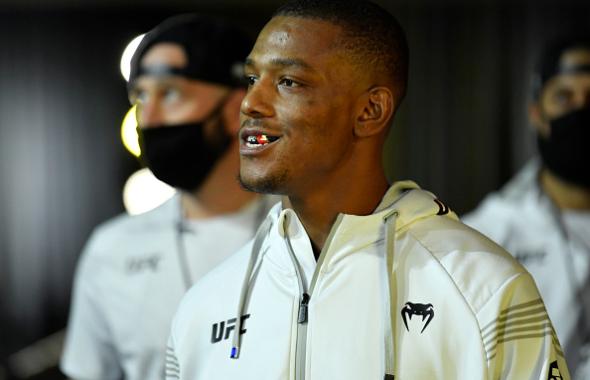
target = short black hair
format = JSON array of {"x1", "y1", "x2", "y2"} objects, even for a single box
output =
[
  {"x1": 273, "y1": 0, "x2": 409, "y2": 102},
  {"x1": 532, "y1": 35, "x2": 590, "y2": 99}
]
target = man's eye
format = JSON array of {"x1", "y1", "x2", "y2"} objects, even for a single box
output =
[
  {"x1": 163, "y1": 88, "x2": 181, "y2": 103},
  {"x1": 246, "y1": 75, "x2": 258, "y2": 86},
  {"x1": 131, "y1": 90, "x2": 147, "y2": 105},
  {"x1": 279, "y1": 78, "x2": 298, "y2": 87},
  {"x1": 553, "y1": 90, "x2": 572, "y2": 106}
]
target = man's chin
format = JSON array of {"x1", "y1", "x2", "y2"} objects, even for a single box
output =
[{"x1": 238, "y1": 171, "x2": 288, "y2": 195}]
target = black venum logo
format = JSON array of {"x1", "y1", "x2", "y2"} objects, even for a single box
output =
[
  {"x1": 434, "y1": 199, "x2": 449, "y2": 215},
  {"x1": 401, "y1": 302, "x2": 434, "y2": 333},
  {"x1": 548, "y1": 361, "x2": 562, "y2": 380}
]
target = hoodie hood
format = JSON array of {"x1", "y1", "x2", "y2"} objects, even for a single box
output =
[
  {"x1": 278, "y1": 180, "x2": 457, "y2": 239},
  {"x1": 375, "y1": 180, "x2": 458, "y2": 227},
  {"x1": 274, "y1": 181, "x2": 458, "y2": 260}
]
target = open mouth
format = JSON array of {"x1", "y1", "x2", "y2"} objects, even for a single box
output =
[{"x1": 243, "y1": 133, "x2": 281, "y2": 148}]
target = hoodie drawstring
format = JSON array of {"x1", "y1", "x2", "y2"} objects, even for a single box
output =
[
  {"x1": 230, "y1": 216, "x2": 273, "y2": 359},
  {"x1": 383, "y1": 209, "x2": 399, "y2": 378},
  {"x1": 230, "y1": 206, "x2": 400, "y2": 373}
]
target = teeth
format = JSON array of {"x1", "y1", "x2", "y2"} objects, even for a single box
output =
[
  {"x1": 245, "y1": 134, "x2": 278, "y2": 148},
  {"x1": 256, "y1": 135, "x2": 269, "y2": 144}
]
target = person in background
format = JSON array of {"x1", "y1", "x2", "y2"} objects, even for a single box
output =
[
  {"x1": 165, "y1": 1, "x2": 569, "y2": 379},
  {"x1": 464, "y1": 37, "x2": 590, "y2": 379},
  {"x1": 61, "y1": 14, "x2": 275, "y2": 380}
]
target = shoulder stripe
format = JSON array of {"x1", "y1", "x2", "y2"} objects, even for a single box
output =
[
  {"x1": 483, "y1": 315, "x2": 551, "y2": 342},
  {"x1": 166, "y1": 352, "x2": 179, "y2": 360},
  {"x1": 481, "y1": 299, "x2": 544, "y2": 332},
  {"x1": 165, "y1": 366, "x2": 180, "y2": 375},
  {"x1": 481, "y1": 299, "x2": 564, "y2": 362},
  {"x1": 165, "y1": 345, "x2": 181, "y2": 379}
]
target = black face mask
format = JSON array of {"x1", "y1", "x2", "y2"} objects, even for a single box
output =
[
  {"x1": 137, "y1": 99, "x2": 232, "y2": 192},
  {"x1": 537, "y1": 106, "x2": 590, "y2": 188}
]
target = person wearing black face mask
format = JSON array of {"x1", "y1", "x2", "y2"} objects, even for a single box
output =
[
  {"x1": 136, "y1": 94, "x2": 232, "y2": 192},
  {"x1": 536, "y1": 92, "x2": 590, "y2": 191},
  {"x1": 61, "y1": 14, "x2": 277, "y2": 380},
  {"x1": 465, "y1": 37, "x2": 590, "y2": 379},
  {"x1": 129, "y1": 14, "x2": 247, "y2": 200}
]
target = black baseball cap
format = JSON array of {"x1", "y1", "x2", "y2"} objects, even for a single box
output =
[
  {"x1": 129, "y1": 13, "x2": 253, "y2": 88},
  {"x1": 532, "y1": 36, "x2": 590, "y2": 98}
]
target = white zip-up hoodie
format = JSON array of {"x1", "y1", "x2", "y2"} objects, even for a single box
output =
[{"x1": 166, "y1": 181, "x2": 569, "y2": 379}]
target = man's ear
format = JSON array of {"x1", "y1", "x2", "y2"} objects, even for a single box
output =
[
  {"x1": 354, "y1": 86, "x2": 395, "y2": 138},
  {"x1": 528, "y1": 102, "x2": 550, "y2": 138},
  {"x1": 222, "y1": 88, "x2": 247, "y2": 136}
]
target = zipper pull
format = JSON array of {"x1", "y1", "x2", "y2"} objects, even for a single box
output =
[{"x1": 298, "y1": 293, "x2": 310, "y2": 324}]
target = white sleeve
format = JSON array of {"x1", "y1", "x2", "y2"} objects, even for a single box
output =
[
  {"x1": 60, "y1": 235, "x2": 123, "y2": 380},
  {"x1": 478, "y1": 272, "x2": 570, "y2": 380}
]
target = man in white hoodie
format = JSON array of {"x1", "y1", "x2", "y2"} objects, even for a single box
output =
[
  {"x1": 464, "y1": 37, "x2": 590, "y2": 379},
  {"x1": 166, "y1": 1, "x2": 570, "y2": 379}
]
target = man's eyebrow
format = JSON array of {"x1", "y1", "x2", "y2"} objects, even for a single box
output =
[{"x1": 244, "y1": 57, "x2": 314, "y2": 71}]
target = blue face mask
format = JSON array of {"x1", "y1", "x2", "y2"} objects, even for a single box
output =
[
  {"x1": 137, "y1": 98, "x2": 231, "y2": 193},
  {"x1": 537, "y1": 106, "x2": 590, "y2": 188}
]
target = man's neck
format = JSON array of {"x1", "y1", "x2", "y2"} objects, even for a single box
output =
[
  {"x1": 540, "y1": 168, "x2": 590, "y2": 210},
  {"x1": 182, "y1": 143, "x2": 257, "y2": 220},
  {"x1": 286, "y1": 170, "x2": 389, "y2": 257}
]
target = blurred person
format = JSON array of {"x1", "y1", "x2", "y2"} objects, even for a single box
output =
[
  {"x1": 165, "y1": 1, "x2": 569, "y2": 379},
  {"x1": 464, "y1": 37, "x2": 590, "y2": 379},
  {"x1": 60, "y1": 14, "x2": 275, "y2": 380}
]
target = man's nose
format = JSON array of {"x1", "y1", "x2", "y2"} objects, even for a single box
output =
[
  {"x1": 240, "y1": 81, "x2": 274, "y2": 119},
  {"x1": 138, "y1": 100, "x2": 164, "y2": 128}
]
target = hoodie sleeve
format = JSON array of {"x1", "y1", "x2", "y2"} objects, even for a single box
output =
[
  {"x1": 60, "y1": 236, "x2": 123, "y2": 380},
  {"x1": 477, "y1": 272, "x2": 570, "y2": 380}
]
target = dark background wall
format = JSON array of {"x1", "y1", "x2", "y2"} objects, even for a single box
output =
[{"x1": 0, "y1": 0, "x2": 588, "y2": 378}]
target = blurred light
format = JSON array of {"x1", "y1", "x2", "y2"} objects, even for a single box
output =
[
  {"x1": 123, "y1": 168, "x2": 176, "y2": 215},
  {"x1": 121, "y1": 105, "x2": 141, "y2": 157},
  {"x1": 120, "y1": 34, "x2": 145, "y2": 81}
]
